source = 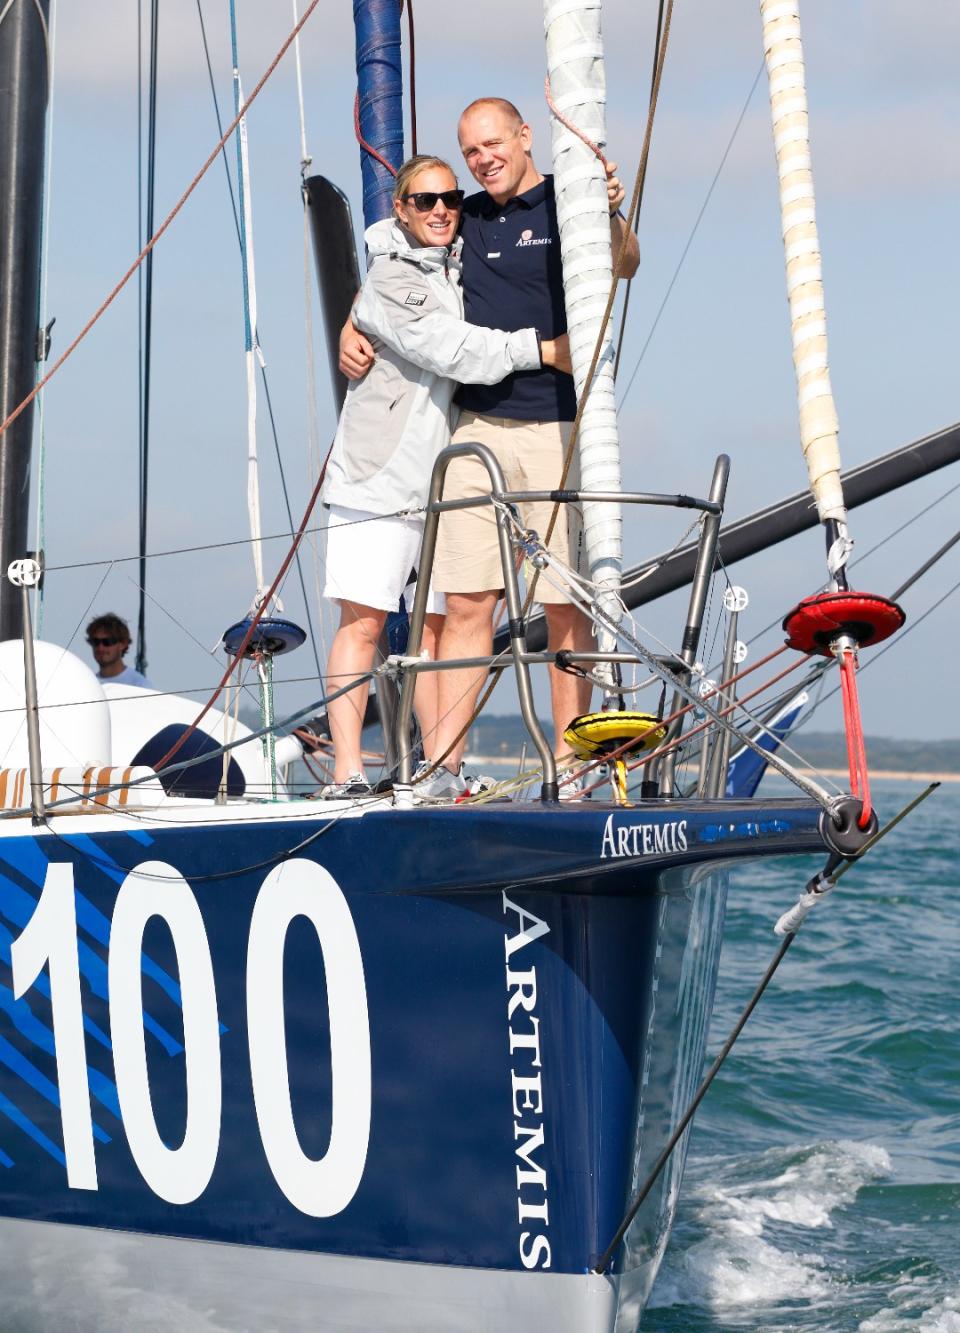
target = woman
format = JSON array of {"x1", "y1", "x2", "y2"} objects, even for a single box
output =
[{"x1": 320, "y1": 155, "x2": 569, "y2": 797}]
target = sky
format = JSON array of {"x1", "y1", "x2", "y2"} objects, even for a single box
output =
[{"x1": 26, "y1": 0, "x2": 960, "y2": 745}]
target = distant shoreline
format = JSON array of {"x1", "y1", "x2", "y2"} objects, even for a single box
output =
[
  {"x1": 466, "y1": 756, "x2": 959, "y2": 784},
  {"x1": 794, "y1": 767, "x2": 958, "y2": 784}
]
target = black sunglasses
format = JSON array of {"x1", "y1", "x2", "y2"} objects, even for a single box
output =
[
  {"x1": 402, "y1": 189, "x2": 464, "y2": 212},
  {"x1": 88, "y1": 636, "x2": 119, "y2": 647}
]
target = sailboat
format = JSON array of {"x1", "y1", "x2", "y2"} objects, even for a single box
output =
[{"x1": 0, "y1": 1, "x2": 954, "y2": 1328}]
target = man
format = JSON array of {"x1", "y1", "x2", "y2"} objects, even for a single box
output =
[
  {"x1": 341, "y1": 98, "x2": 639, "y2": 796},
  {"x1": 86, "y1": 614, "x2": 154, "y2": 688}
]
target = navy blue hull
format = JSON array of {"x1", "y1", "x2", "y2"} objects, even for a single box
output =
[{"x1": 0, "y1": 798, "x2": 824, "y2": 1292}]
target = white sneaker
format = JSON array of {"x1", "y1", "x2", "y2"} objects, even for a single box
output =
[
  {"x1": 319, "y1": 773, "x2": 373, "y2": 800},
  {"x1": 559, "y1": 772, "x2": 590, "y2": 801},
  {"x1": 412, "y1": 760, "x2": 467, "y2": 800},
  {"x1": 463, "y1": 768, "x2": 496, "y2": 797}
]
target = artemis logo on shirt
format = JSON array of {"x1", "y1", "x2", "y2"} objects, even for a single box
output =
[
  {"x1": 515, "y1": 229, "x2": 551, "y2": 248},
  {"x1": 404, "y1": 291, "x2": 427, "y2": 306}
]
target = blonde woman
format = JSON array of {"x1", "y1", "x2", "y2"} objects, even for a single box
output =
[{"x1": 321, "y1": 155, "x2": 569, "y2": 797}]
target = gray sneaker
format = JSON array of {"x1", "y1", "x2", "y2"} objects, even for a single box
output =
[{"x1": 412, "y1": 759, "x2": 467, "y2": 801}]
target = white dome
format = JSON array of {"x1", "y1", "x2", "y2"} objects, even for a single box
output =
[{"x1": 0, "y1": 640, "x2": 112, "y2": 770}]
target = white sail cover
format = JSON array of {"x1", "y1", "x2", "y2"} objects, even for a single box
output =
[
  {"x1": 544, "y1": 0, "x2": 622, "y2": 649},
  {"x1": 761, "y1": 0, "x2": 849, "y2": 543}
]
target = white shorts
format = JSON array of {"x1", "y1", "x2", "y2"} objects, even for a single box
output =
[{"x1": 323, "y1": 505, "x2": 444, "y2": 615}]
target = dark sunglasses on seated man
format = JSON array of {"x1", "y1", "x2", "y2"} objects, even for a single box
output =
[
  {"x1": 88, "y1": 636, "x2": 120, "y2": 647},
  {"x1": 402, "y1": 189, "x2": 465, "y2": 212}
]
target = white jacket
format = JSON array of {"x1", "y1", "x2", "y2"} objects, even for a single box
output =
[{"x1": 322, "y1": 218, "x2": 541, "y2": 515}]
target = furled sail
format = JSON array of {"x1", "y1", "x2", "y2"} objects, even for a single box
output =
[
  {"x1": 544, "y1": 0, "x2": 622, "y2": 657},
  {"x1": 354, "y1": 0, "x2": 404, "y2": 225},
  {"x1": 761, "y1": 0, "x2": 851, "y2": 576}
]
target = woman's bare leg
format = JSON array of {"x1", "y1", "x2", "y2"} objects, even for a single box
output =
[{"x1": 325, "y1": 601, "x2": 387, "y2": 781}]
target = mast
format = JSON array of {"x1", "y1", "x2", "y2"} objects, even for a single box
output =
[
  {"x1": 0, "y1": 0, "x2": 51, "y2": 640},
  {"x1": 761, "y1": 0, "x2": 850, "y2": 585},
  {"x1": 544, "y1": 0, "x2": 623, "y2": 676}
]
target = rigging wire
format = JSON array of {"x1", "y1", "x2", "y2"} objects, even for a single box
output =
[
  {"x1": 612, "y1": 0, "x2": 665, "y2": 380},
  {"x1": 0, "y1": 0, "x2": 323, "y2": 443},
  {"x1": 617, "y1": 62, "x2": 765, "y2": 416},
  {"x1": 593, "y1": 780, "x2": 939, "y2": 1275},
  {"x1": 43, "y1": 504, "x2": 420, "y2": 572},
  {"x1": 136, "y1": 0, "x2": 160, "y2": 678}
]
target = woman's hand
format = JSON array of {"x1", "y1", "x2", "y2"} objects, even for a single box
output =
[
  {"x1": 541, "y1": 333, "x2": 572, "y2": 376},
  {"x1": 339, "y1": 318, "x2": 376, "y2": 380}
]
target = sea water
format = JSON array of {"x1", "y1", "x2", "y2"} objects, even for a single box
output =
[{"x1": 645, "y1": 776, "x2": 960, "y2": 1332}]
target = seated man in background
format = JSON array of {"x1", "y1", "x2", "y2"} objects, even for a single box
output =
[{"x1": 86, "y1": 614, "x2": 154, "y2": 689}]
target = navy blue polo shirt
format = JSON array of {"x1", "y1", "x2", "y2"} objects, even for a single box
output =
[{"x1": 456, "y1": 175, "x2": 577, "y2": 423}]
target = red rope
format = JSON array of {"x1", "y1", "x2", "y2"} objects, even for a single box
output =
[
  {"x1": 838, "y1": 650, "x2": 872, "y2": 827},
  {"x1": 544, "y1": 74, "x2": 609, "y2": 169},
  {"x1": 0, "y1": 0, "x2": 322, "y2": 442},
  {"x1": 354, "y1": 92, "x2": 399, "y2": 177}
]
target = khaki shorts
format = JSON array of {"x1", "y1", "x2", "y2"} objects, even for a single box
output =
[{"x1": 432, "y1": 412, "x2": 583, "y2": 605}]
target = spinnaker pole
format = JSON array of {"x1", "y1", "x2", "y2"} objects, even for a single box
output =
[
  {"x1": 544, "y1": 0, "x2": 623, "y2": 680},
  {"x1": 0, "y1": 0, "x2": 51, "y2": 640}
]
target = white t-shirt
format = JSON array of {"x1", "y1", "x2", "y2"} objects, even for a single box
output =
[{"x1": 99, "y1": 665, "x2": 155, "y2": 689}]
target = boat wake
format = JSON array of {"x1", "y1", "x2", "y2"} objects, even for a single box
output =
[{"x1": 649, "y1": 1139, "x2": 891, "y2": 1314}]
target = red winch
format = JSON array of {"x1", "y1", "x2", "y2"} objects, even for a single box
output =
[{"x1": 782, "y1": 590, "x2": 905, "y2": 829}]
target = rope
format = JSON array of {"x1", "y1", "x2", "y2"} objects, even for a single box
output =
[
  {"x1": 838, "y1": 648, "x2": 872, "y2": 826},
  {"x1": 543, "y1": 74, "x2": 608, "y2": 168},
  {"x1": 0, "y1": 0, "x2": 322, "y2": 443},
  {"x1": 353, "y1": 91, "x2": 398, "y2": 177}
]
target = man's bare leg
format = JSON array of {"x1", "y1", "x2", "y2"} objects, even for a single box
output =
[
  {"x1": 413, "y1": 612, "x2": 445, "y2": 755},
  {"x1": 428, "y1": 590, "x2": 499, "y2": 772},
  {"x1": 544, "y1": 602, "x2": 594, "y2": 756}
]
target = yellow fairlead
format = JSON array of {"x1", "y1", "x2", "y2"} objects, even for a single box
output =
[{"x1": 563, "y1": 712, "x2": 667, "y2": 804}]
